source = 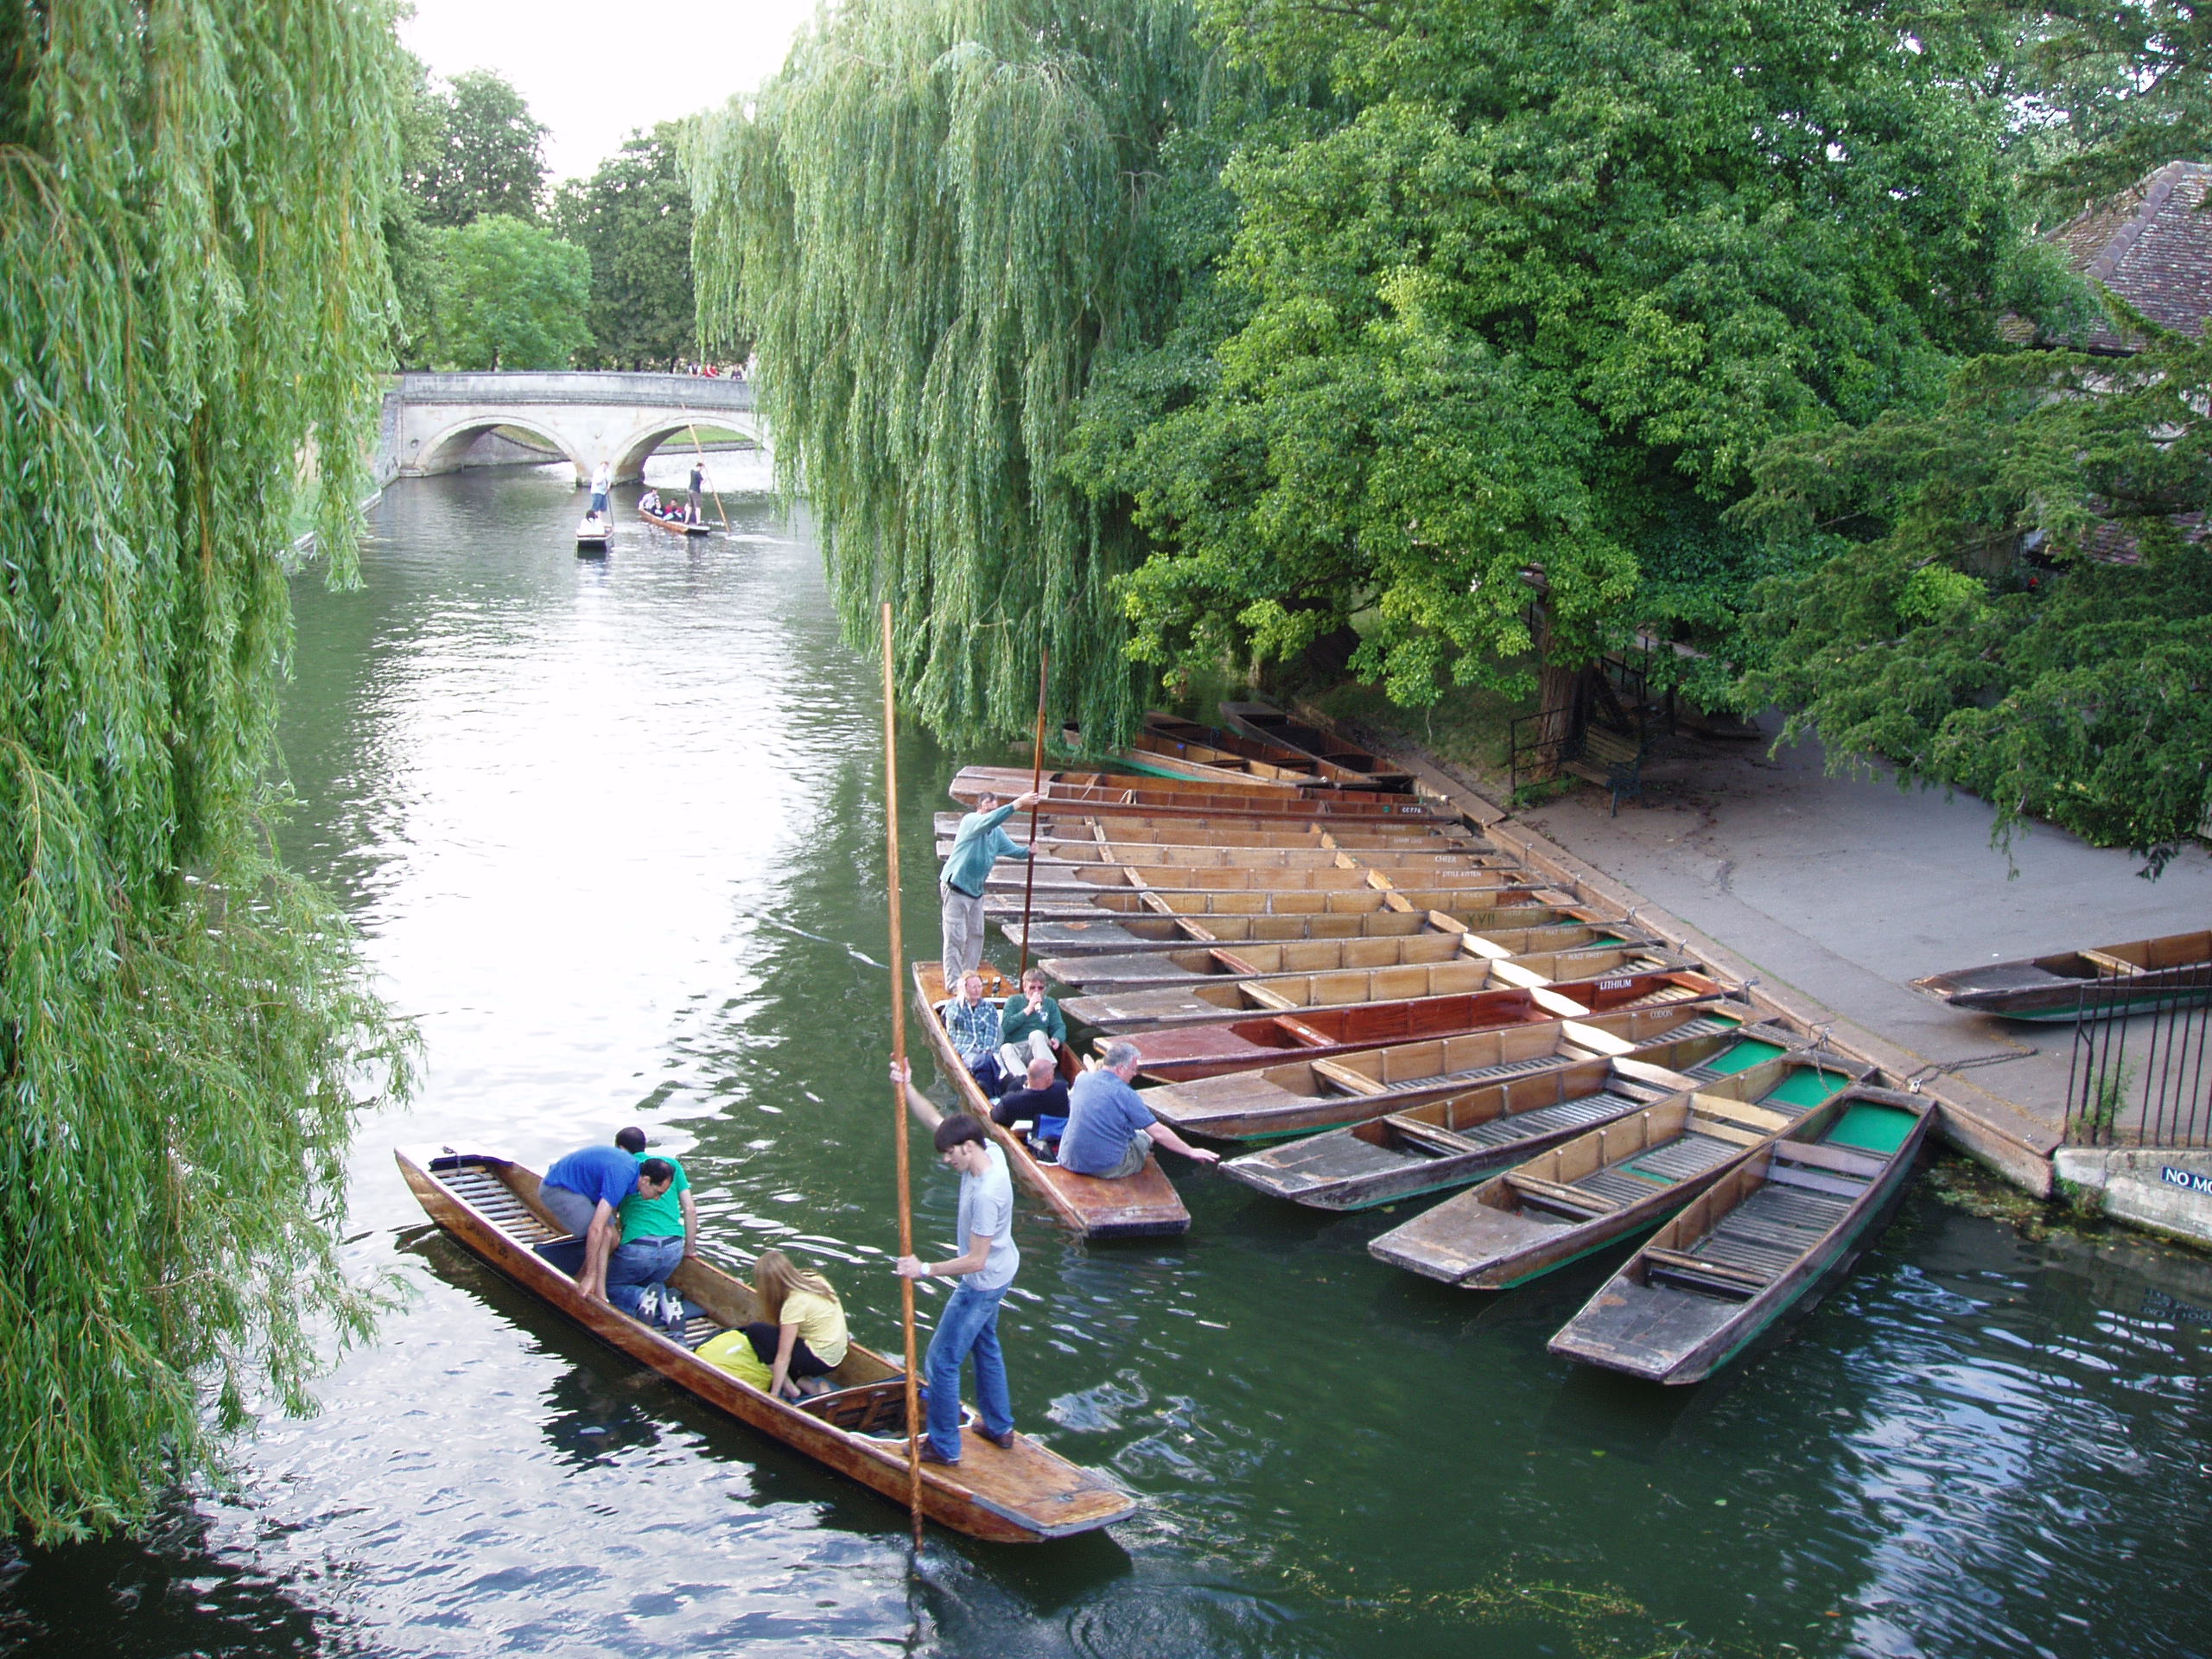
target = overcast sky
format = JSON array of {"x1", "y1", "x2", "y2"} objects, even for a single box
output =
[{"x1": 399, "y1": 0, "x2": 817, "y2": 182}]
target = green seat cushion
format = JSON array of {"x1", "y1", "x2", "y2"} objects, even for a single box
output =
[
  {"x1": 1824, "y1": 1103, "x2": 1919, "y2": 1155},
  {"x1": 1700, "y1": 1037, "x2": 1788, "y2": 1076}
]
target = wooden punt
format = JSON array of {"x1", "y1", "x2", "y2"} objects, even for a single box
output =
[
  {"x1": 950, "y1": 766, "x2": 1444, "y2": 823},
  {"x1": 1547, "y1": 1086, "x2": 1932, "y2": 1382},
  {"x1": 986, "y1": 864, "x2": 1537, "y2": 908},
  {"x1": 1146, "y1": 710, "x2": 1386, "y2": 791},
  {"x1": 1013, "y1": 902, "x2": 1598, "y2": 959},
  {"x1": 988, "y1": 880, "x2": 1551, "y2": 928},
  {"x1": 1141, "y1": 997, "x2": 1759, "y2": 1141},
  {"x1": 575, "y1": 513, "x2": 612, "y2": 547},
  {"x1": 931, "y1": 812, "x2": 1477, "y2": 849},
  {"x1": 1366, "y1": 1050, "x2": 1876, "y2": 1288},
  {"x1": 1040, "y1": 922, "x2": 1658, "y2": 992},
  {"x1": 1909, "y1": 929, "x2": 2212, "y2": 1021},
  {"x1": 950, "y1": 836, "x2": 1497, "y2": 871},
  {"x1": 1223, "y1": 1054, "x2": 1698, "y2": 1211},
  {"x1": 1061, "y1": 722, "x2": 1313, "y2": 791},
  {"x1": 1217, "y1": 702, "x2": 1413, "y2": 791},
  {"x1": 639, "y1": 504, "x2": 712, "y2": 534},
  {"x1": 1064, "y1": 944, "x2": 1688, "y2": 1029},
  {"x1": 394, "y1": 1144, "x2": 1135, "y2": 1541},
  {"x1": 909, "y1": 962, "x2": 1190, "y2": 1238},
  {"x1": 1121, "y1": 971, "x2": 1727, "y2": 1082}
]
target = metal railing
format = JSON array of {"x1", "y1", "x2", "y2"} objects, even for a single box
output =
[{"x1": 2064, "y1": 965, "x2": 2212, "y2": 1147}]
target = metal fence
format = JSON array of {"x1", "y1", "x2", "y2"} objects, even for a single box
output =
[{"x1": 2065, "y1": 968, "x2": 2212, "y2": 1147}]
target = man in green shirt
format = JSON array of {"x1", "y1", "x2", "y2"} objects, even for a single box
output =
[
  {"x1": 997, "y1": 965, "x2": 1065, "y2": 1081},
  {"x1": 607, "y1": 1126, "x2": 696, "y2": 1331},
  {"x1": 939, "y1": 788, "x2": 1044, "y2": 986}
]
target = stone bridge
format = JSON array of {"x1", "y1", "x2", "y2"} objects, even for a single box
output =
[{"x1": 374, "y1": 371, "x2": 766, "y2": 486}]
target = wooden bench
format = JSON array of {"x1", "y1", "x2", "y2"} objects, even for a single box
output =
[{"x1": 1563, "y1": 726, "x2": 1649, "y2": 817}]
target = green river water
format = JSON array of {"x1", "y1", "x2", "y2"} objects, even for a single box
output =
[{"x1": 3, "y1": 461, "x2": 2209, "y2": 1659}]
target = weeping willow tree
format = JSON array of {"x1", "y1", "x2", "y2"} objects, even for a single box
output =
[
  {"x1": 687, "y1": 0, "x2": 1220, "y2": 742},
  {"x1": 0, "y1": 2, "x2": 413, "y2": 1538}
]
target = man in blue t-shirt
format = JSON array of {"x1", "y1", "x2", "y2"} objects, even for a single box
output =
[
  {"x1": 540, "y1": 1139, "x2": 642, "y2": 1303},
  {"x1": 1058, "y1": 1041, "x2": 1220, "y2": 1179}
]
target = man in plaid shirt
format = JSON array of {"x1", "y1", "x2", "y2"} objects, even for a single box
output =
[{"x1": 943, "y1": 971, "x2": 1007, "y2": 1095}]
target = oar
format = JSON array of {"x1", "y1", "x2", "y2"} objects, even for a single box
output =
[
  {"x1": 1015, "y1": 647, "x2": 1050, "y2": 978},
  {"x1": 682, "y1": 410, "x2": 731, "y2": 528},
  {"x1": 880, "y1": 601, "x2": 925, "y2": 1554}
]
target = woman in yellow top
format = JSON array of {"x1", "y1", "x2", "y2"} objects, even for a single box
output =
[{"x1": 741, "y1": 1250, "x2": 849, "y2": 1400}]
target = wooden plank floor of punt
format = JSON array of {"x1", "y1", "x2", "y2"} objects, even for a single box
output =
[
  {"x1": 1064, "y1": 943, "x2": 1691, "y2": 1030},
  {"x1": 988, "y1": 879, "x2": 1554, "y2": 926},
  {"x1": 931, "y1": 811, "x2": 1481, "y2": 849},
  {"x1": 1364, "y1": 1046, "x2": 1874, "y2": 1290},
  {"x1": 984, "y1": 867, "x2": 1545, "y2": 910},
  {"x1": 1040, "y1": 921, "x2": 1662, "y2": 992},
  {"x1": 969, "y1": 846, "x2": 1516, "y2": 885},
  {"x1": 394, "y1": 1146, "x2": 1136, "y2": 1541},
  {"x1": 1139, "y1": 998, "x2": 1758, "y2": 1141},
  {"x1": 1547, "y1": 1087, "x2": 1933, "y2": 1382},
  {"x1": 950, "y1": 766, "x2": 1449, "y2": 823},
  {"x1": 1011, "y1": 901, "x2": 1601, "y2": 960},
  {"x1": 910, "y1": 962, "x2": 1190, "y2": 1239}
]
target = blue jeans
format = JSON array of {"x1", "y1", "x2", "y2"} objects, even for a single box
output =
[
  {"x1": 924, "y1": 1280, "x2": 1012, "y2": 1459},
  {"x1": 605, "y1": 1236, "x2": 683, "y2": 1318}
]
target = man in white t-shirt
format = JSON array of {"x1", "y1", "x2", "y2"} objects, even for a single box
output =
[{"x1": 893, "y1": 1059, "x2": 1020, "y2": 1464}]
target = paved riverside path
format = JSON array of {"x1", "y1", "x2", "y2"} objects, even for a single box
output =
[{"x1": 1508, "y1": 720, "x2": 2212, "y2": 1144}]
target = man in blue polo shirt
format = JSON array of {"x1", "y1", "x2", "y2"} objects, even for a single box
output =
[
  {"x1": 1059, "y1": 1042, "x2": 1220, "y2": 1179},
  {"x1": 540, "y1": 1138, "x2": 642, "y2": 1303}
]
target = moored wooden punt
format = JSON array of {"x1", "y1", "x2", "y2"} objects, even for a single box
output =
[
  {"x1": 1061, "y1": 721, "x2": 1314, "y2": 791},
  {"x1": 1146, "y1": 710, "x2": 1387, "y2": 790},
  {"x1": 1040, "y1": 922, "x2": 1658, "y2": 991},
  {"x1": 909, "y1": 962, "x2": 1190, "y2": 1238},
  {"x1": 968, "y1": 843, "x2": 1511, "y2": 885},
  {"x1": 1365, "y1": 1049, "x2": 1874, "y2": 1288},
  {"x1": 950, "y1": 766, "x2": 1444, "y2": 822},
  {"x1": 1222, "y1": 1053, "x2": 1700, "y2": 1210},
  {"x1": 1547, "y1": 1085, "x2": 1932, "y2": 1382},
  {"x1": 1217, "y1": 702, "x2": 1414, "y2": 790},
  {"x1": 1121, "y1": 971, "x2": 1728, "y2": 1082},
  {"x1": 1013, "y1": 901, "x2": 1598, "y2": 959},
  {"x1": 988, "y1": 880, "x2": 1553, "y2": 926},
  {"x1": 394, "y1": 1144, "x2": 1135, "y2": 1541},
  {"x1": 1909, "y1": 928, "x2": 2212, "y2": 1021},
  {"x1": 946, "y1": 836, "x2": 1497, "y2": 870},
  {"x1": 931, "y1": 811, "x2": 1478, "y2": 849},
  {"x1": 1141, "y1": 996, "x2": 1758, "y2": 1141},
  {"x1": 1064, "y1": 943, "x2": 1688, "y2": 1030},
  {"x1": 985, "y1": 863, "x2": 1535, "y2": 906}
]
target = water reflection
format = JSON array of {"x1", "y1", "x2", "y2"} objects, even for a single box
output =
[{"x1": 1, "y1": 461, "x2": 2208, "y2": 1659}]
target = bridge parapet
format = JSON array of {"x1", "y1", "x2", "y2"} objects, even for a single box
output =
[{"x1": 378, "y1": 371, "x2": 764, "y2": 486}]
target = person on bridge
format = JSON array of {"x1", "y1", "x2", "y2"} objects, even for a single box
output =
[
  {"x1": 938, "y1": 787, "x2": 1044, "y2": 987},
  {"x1": 589, "y1": 461, "x2": 611, "y2": 517},
  {"x1": 1060, "y1": 1042, "x2": 1220, "y2": 1179}
]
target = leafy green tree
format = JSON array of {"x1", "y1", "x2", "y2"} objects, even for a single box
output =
[
  {"x1": 0, "y1": 0, "x2": 412, "y2": 1537},
  {"x1": 412, "y1": 67, "x2": 548, "y2": 228},
  {"x1": 688, "y1": 0, "x2": 1226, "y2": 743},
  {"x1": 423, "y1": 213, "x2": 593, "y2": 370},
  {"x1": 1088, "y1": 0, "x2": 2043, "y2": 731},
  {"x1": 1734, "y1": 306, "x2": 2212, "y2": 863},
  {"x1": 554, "y1": 126, "x2": 696, "y2": 370}
]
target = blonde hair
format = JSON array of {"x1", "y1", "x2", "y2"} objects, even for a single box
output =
[{"x1": 753, "y1": 1249, "x2": 839, "y2": 1325}]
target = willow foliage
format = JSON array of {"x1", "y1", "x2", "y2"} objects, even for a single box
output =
[
  {"x1": 0, "y1": 1, "x2": 412, "y2": 1537},
  {"x1": 688, "y1": 0, "x2": 1221, "y2": 742}
]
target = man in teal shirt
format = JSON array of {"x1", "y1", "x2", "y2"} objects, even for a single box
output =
[
  {"x1": 939, "y1": 788, "x2": 1043, "y2": 986},
  {"x1": 607, "y1": 1126, "x2": 696, "y2": 1330}
]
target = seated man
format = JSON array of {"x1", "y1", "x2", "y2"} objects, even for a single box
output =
[
  {"x1": 991, "y1": 1054, "x2": 1071, "y2": 1154},
  {"x1": 639, "y1": 488, "x2": 661, "y2": 515},
  {"x1": 1059, "y1": 1040, "x2": 1221, "y2": 1179},
  {"x1": 538, "y1": 1139, "x2": 641, "y2": 1303},
  {"x1": 996, "y1": 967, "x2": 1065, "y2": 1084},
  {"x1": 606, "y1": 1132, "x2": 695, "y2": 1330},
  {"x1": 941, "y1": 969, "x2": 1006, "y2": 1096}
]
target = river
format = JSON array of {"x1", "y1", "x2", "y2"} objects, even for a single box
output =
[{"x1": 3, "y1": 460, "x2": 2209, "y2": 1659}]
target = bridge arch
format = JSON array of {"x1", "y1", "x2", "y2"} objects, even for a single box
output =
[
  {"x1": 610, "y1": 412, "x2": 769, "y2": 483},
  {"x1": 410, "y1": 415, "x2": 586, "y2": 480}
]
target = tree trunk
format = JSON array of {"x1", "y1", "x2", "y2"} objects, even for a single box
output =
[{"x1": 1529, "y1": 595, "x2": 1584, "y2": 779}]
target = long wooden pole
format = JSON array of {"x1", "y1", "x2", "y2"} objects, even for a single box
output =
[
  {"x1": 880, "y1": 601, "x2": 925, "y2": 1553},
  {"x1": 1015, "y1": 647, "x2": 1050, "y2": 978}
]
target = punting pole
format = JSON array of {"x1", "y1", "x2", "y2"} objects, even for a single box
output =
[
  {"x1": 1015, "y1": 648, "x2": 1050, "y2": 978},
  {"x1": 682, "y1": 410, "x2": 731, "y2": 528},
  {"x1": 880, "y1": 601, "x2": 925, "y2": 1553}
]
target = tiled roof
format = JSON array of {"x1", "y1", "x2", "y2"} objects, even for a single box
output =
[{"x1": 2048, "y1": 161, "x2": 2212, "y2": 353}]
